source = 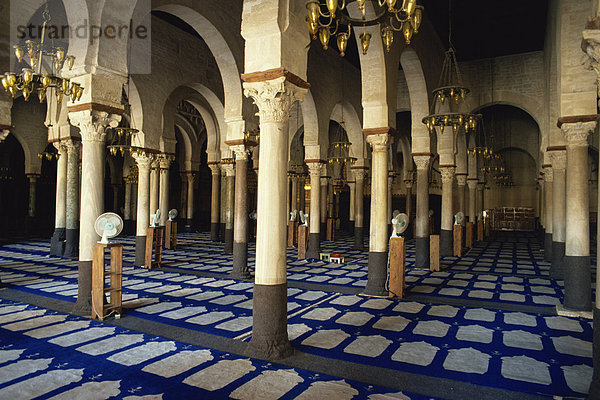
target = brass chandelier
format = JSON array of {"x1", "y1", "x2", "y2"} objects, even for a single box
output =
[
  {"x1": 306, "y1": 0, "x2": 424, "y2": 56},
  {"x1": 2, "y1": 1, "x2": 83, "y2": 103}
]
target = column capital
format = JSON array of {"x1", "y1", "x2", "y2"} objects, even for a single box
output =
[
  {"x1": 366, "y1": 133, "x2": 390, "y2": 152},
  {"x1": 222, "y1": 162, "x2": 235, "y2": 176},
  {"x1": 404, "y1": 180, "x2": 413, "y2": 189},
  {"x1": 467, "y1": 179, "x2": 478, "y2": 191},
  {"x1": 549, "y1": 150, "x2": 567, "y2": 170},
  {"x1": 544, "y1": 166, "x2": 554, "y2": 182},
  {"x1": 53, "y1": 140, "x2": 68, "y2": 154},
  {"x1": 455, "y1": 173, "x2": 467, "y2": 186},
  {"x1": 132, "y1": 151, "x2": 154, "y2": 171},
  {"x1": 158, "y1": 155, "x2": 173, "y2": 171},
  {"x1": 440, "y1": 166, "x2": 455, "y2": 184},
  {"x1": 63, "y1": 139, "x2": 81, "y2": 155},
  {"x1": 352, "y1": 168, "x2": 368, "y2": 180},
  {"x1": 185, "y1": 171, "x2": 198, "y2": 183},
  {"x1": 208, "y1": 163, "x2": 221, "y2": 175},
  {"x1": 306, "y1": 162, "x2": 324, "y2": 177},
  {"x1": 243, "y1": 77, "x2": 307, "y2": 123},
  {"x1": 68, "y1": 110, "x2": 121, "y2": 142},
  {"x1": 560, "y1": 121, "x2": 596, "y2": 146},
  {"x1": 231, "y1": 144, "x2": 250, "y2": 161},
  {"x1": 412, "y1": 154, "x2": 431, "y2": 170}
]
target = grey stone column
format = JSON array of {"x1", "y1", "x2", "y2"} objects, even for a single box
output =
[
  {"x1": 123, "y1": 181, "x2": 132, "y2": 229},
  {"x1": 223, "y1": 162, "x2": 235, "y2": 254},
  {"x1": 364, "y1": 133, "x2": 390, "y2": 296},
  {"x1": 404, "y1": 178, "x2": 413, "y2": 220},
  {"x1": 50, "y1": 142, "x2": 67, "y2": 256},
  {"x1": 231, "y1": 146, "x2": 251, "y2": 278},
  {"x1": 468, "y1": 179, "x2": 477, "y2": 223},
  {"x1": 477, "y1": 182, "x2": 485, "y2": 217},
  {"x1": 158, "y1": 156, "x2": 172, "y2": 226},
  {"x1": 440, "y1": 166, "x2": 455, "y2": 256},
  {"x1": 543, "y1": 164, "x2": 553, "y2": 262},
  {"x1": 299, "y1": 176, "x2": 306, "y2": 213},
  {"x1": 131, "y1": 182, "x2": 137, "y2": 223},
  {"x1": 69, "y1": 109, "x2": 120, "y2": 316},
  {"x1": 319, "y1": 175, "x2": 328, "y2": 240},
  {"x1": 561, "y1": 120, "x2": 595, "y2": 311},
  {"x1": 244, "y1": 77, "x2": 307, "y2": 360},
  {"x1": 290, "y1": 176, "x2": 298, "y2": 212},
  {"x1": 353, "y1": 168, "x2": 367, "y2": 249},
  {"x1": 27, "y1": 174, "x2": 39, "y2": 218},
  {"x1": 133, "y1": 152, "x2": 153, "y2": 266},
  {"x1": 387, "y1": 172, "x2": 393, "y2": 236},
  {"x1": 550, "y1": 149, "x2": 566, "y2": 278},
  {"x1": 413, "y1": 154, "x2": 431, "y2": 268},
  {"x1": 64, "y1": 140, "x2": 80, "y2": 257},
  {"x1": 149, "y1": 160, "x2": 159, "y2": 222},
  {"x1": 220, "y1": 169, "x2": 226, "y2": 241},
  {"x1": 306, "y1": 162, "x2": 323, "y2": 259},
  {"x1": 186, "y1": 172, "x2": 197, "y2": 231},
  {"x1": 348, "y1": 179, "x2": 356, "y2": 233},
  {"x1": 209, "y1": 164, "x2": 221, "y2": 241},
  {"x1": 456, "y1": 174, "x2": 467, "y2": 219}
]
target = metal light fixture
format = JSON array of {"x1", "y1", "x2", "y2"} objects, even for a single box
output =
[
  {"x1": 3, "y1": 1, "x2": 83, "y2": 103},
  {"x1": 107, "y1": 83, "x2": 139, "y2": 157},
  {"x1": 306, "y1": 0, "x2": 423, "y2": 56},
  {"x1": 38, "y1": 150, "x2": 59, "y2": 161},
  {"x1": 422, "y1": 0, "x2": 480, "y2": 136}
]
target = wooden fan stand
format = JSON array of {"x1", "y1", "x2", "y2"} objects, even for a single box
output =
[
  {"x1": 91, "y1": 242, "x2": 122, "y2": 321},
  {"x1": 145, "y1": 226, "x2": 164, "y2": 268},
  {"x1": 165, "y1": 220, "x2": 177, "y2": 249}
]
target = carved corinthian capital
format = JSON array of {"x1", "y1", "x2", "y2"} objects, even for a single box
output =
[
  {"x1": 68, "y1": 110, "x2": 121, "y2": 142},
  {"x1": 561, "y1": 121, "x2": 596, "y2": 146},
  {"x1": 132, "y1": 152, "x2": 154, "y2": 172},
  {"x1": 413, "y1": 155, "x2": 431, "y2": 170},
  {"x1": 440, "y1": 167, "x2": 455, "y2": 184},
  {"x1": 230, "y1": 145, "x2": 250, "y2": 161},
  {"x1": 455, "y1": 174, "x2": 467, "y2": 186},
  {"x1": 243, "y1": 77, "x2": 308, "y2": 124},
  {"x1": 366, "y1": 134, "x2": 390, "y2": 152},
  {"x1": 544, "y1": 166, "x2": 553, "y2": 183},
  {"x1": 307, "y1": 162, "x2": 324, "y2": 177},
  {"x1": 549, "y1": 150, "x2": 566, "y2": 170},
  {"x1": 208, "y1": 163, "x2": 221, "y2": 175}
]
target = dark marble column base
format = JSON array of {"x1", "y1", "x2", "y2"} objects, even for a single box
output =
[
  {"x1": 247, "y1": 283, "x2": 293, "y2": 360},
  {"x1": 210, "y1": 223, "x2": 219, "y2": 241},
  {"x1": 219, "y1": 223, "x2": 226, "y2": 242},
  {"x1": 50, "y1": 228, "x2": 66, "y2": 256},
  {"x1": 563, "y1": 255, "x2": 592, "y2": 311},
  {"x1": 72, "y1": 260, "x2": 92, "y2": 316},
  {"x1": 306, "y1": 233, "x2": 321, "y2": 259},
  {"x1": 544, "y1": 232, "x2": 553, "y2": 262},
  {"x1": 135, "y1": 236, "x2": 146, "y2": 266},
  {"x1": 320, "y1": 223, "x2": 326, "y2": 241},
  {"x1": 353, "y1": 226, "x2": 364, "y2": 250},
  {"x1": 231, "y1": 242, "x2": 251, "y2": 279},
  {"x1": 415, "y1": 236, "x2": 430, "y2": 269},
  {"x1": 349, "y1": 221, "x2": 355, "y2": 235},
  {"x1": 123, "y1": 220, "x2": 134, "y2": 236},
  {"x1": 223, "y1": 229, "x2": 234, "y2": 254},
  {"x1": 440, "y1": 229, "x2": 453, "y2": 257},
  {"x1": 588, "y1": 308, "x2": 600, "y2": 399},
  {"x1": 550, "y1": 241, "x2": 565, "y2": 279},
  {"x1": 63, "y1": 229, "x2": 79, "y2": 258},
  {"x1": 363, "y1": 252, "x2": 388, "y2": 296}
]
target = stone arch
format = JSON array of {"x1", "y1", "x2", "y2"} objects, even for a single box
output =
[
  {"x1": 400, "y1": 48, "x2": 430, "y2": 154},
  {"x1": 330, "y1": 102, "x2": 365, "y2": 159},
  {"x1": 174, "y1": 114, "x2": 197, "y2": 166},
  {"x1": 300, "y1": 90, "x2": 320, "y2": 147}
]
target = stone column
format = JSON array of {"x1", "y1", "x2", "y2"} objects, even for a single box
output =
[
  {"x1": 223, "y1": 162, "x2": 235, "y2": 254},
  {"x1": 243, "y1": 76, "x2": 307, "y2": 359},
  {"x1": 306, "y1": 162, "x2": 323, "y2": 259},
  {"x1": 158, "y1": 156, "x2": 172, "y2": 226},
  {"x1": 186, "y1": 172, "x2": 197, "y2": 231},
  {"x1": 27, "y1": 174, "x2": 39, "y2": 217},
  {"x1": 413, "y1": 154, "x2": 431, "y2": 268},
  {"x1": 149, "y1": 160, "x2": 159, "y2": 223},
  {"x1": 456, "y1": 174, "x2": 467, "y2": 219},
  {"x1": 477, "y1": 182, "x2": 485, "y2": 216},
  {"x1": 231, "y1": 146, "x2": 251, "y2": 278},
  {"x1": 64, "y1": 140, "x2": 80, "y2": 257},
  {"x1": 550, "y1": 149, "x2": 567, "y2": 278},
  {"x1": 209, "y1": 163, "x2": 221, "y2": 241},
  {"x1": 353, "y1": 168, "x2": 367, "y2": 249},
  {"x1": 320, "y1": 175, "x2": 328, "y2": 240},
  {"x1": 561, "y1": 120, "x2": 595, "y2": 311},
  {"x1": 468, "y1": 178, "x2": 477, "y2": 222},
  {"x1": 179, "y1": 173, "x2": 187, "y2": 220},
  {"x1": 299, "y1": 176, "x2": 306, "y2": 213},
  {"x1": 69, "y1": 110, "x2": 120, "y2": 315},
  {"x1": 387, "y1": 172, "x2": 394, "y2": 236},
  {"x1": 290, "y1": 176, "x2": 298, "y2": 212},
  {"x1": 404, "y1": 178, "x2": 413, "y2": 220},
  {"x1": 440, "y1": 166, "x2": 455, "y2": 256},
  {"x1": 543, "y1": 164, "x2": 553, "y2": 262},
  {"x1": 348, "y1": 179, "x2": 356, "y2": 233},
  {"x1": 123, "y1": 181, "x2": 132, "y2": 227},
  {"x1": 220, "y1": 169, "x2": 226, "y2": 241},
  {"x1": 50, "y1": 142, "x2": 67, "y2": 256},
  {"x1": 131, "y1": 182, "x2": 138, "y2": 223},
  {"x1": 133, "y1": 152, "x2": 153, "y2": 265},
  {"x1": 364, "y1": 133, "x2": 390, "y2": 296}
]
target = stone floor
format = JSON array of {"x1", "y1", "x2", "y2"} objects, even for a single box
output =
[{"x1": 0, "y1": 230, "x2": 594, "y2": 399}]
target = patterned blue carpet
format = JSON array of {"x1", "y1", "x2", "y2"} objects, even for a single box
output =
[{"x1": 0, "y1": 231, "x2": 595, "y2": 398}]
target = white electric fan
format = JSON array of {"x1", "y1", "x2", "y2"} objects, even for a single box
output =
[
  {"x1": 150, "y1": 209, "x2": 161, "y2": 227},
  {"x1": 429, "y1": 209, "x2": 434, "y2": 218},
  {"x1": 391, "y1": 213, "x2": 409, "y2": 238},
  {"x1": 299, "y1": 211, "x2": 309, "y2": 227},
  {"x1": 94, "y1": 212, "x2": 124, "y2": 244},
  {"x1": 168, "y1": 209, "x2": 178, "y2": 221},
  {"x1": 454, "y1": 211, "x2": 465, "y2": 225}
]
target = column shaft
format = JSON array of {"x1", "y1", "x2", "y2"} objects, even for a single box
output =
[
  {"x1": 544, "y1": 166, "x2": 553, "y2": 262},
  {"x1": 149, "y1": 163, "x2": 159, "y2": 222},
  {"x1": 232, "y1": 151, "x2": 250, "y2": 278},
  {"x1": 306, "y1": 163, "x2": 323, "y2": 259},
  {"x1": 223, "y1": 165, "x2": 235, "y2": 254},
  {"x1": 551, "y1": 150, "x2": 566, "y2": 278},
  {"x1": 64, "y1": 141, "x2": 80, "y2": 257},
  {"x1": 187, "y1": 173, "x2": 196, "y2": 230},
  {"x1": 158, "y1": 157, "x2": 171, "y2": 226},
  {"x1": 354, "y1": 172, "x2": 365, "y2": 249},
  {"x1": 50, "y1": 144, "x2": 67, "y2": 256},
  {"x1": 134, "y1": 154, "x2": 152, "y2": 266},
  {"x1": 440, "y1": 167, "x2": 455, "y2": 256},
  {"x1": 209, "y1": 165, "x2": 220, "y2": 240},
  {"x1": 414, "y1": 155, "x2": 431, "y2": 268}
]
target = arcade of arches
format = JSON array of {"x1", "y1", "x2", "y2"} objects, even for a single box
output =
[{"x1": 2, "y1": 0, "x2": 600, "y2": 399}]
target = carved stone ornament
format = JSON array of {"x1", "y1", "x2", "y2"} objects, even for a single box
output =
[
  {"x1": 64, "y1": 139, "x2": 80, "y2": 156},
  {"x1": 231, "y1": 145, "x2": 250, "y2": 161},
  {"x1": 413, "y1": 155, "x2": 431, "y2": 170},
  {"x1": 467, "y1": 179, "x2": 478, "y2": 191},
  {"x1": 208, "y1": 163, "x2": 221, "y2": 175},
  {"x1": 132, "y1": 151, "x2": 154, "y2": 171},
  {"x1": 582, "y1": 29, "x2": 600, "y2": 105},
  {"x1": 366, "y1": 133, "x2": 390, "y2": 152},
  {"x1": 440, "y1": 167, "x2": 455, "y2": 184},
  {"x1": 549, "y1": 150, "x2": 566, "y2": 170},
  {"x1": 353, "y1": 169, "x2": 368, "y2": 180},
  {"x1": 243, "y1": 77, "x2": 308, "y2": 124},
  {"x1": 222, "y1": 163, "x2": 236, "y2": 176},
  {"x1": 68, "y1": 110, "x2": 120, "y2": 142},
  {"x1": 307, "y1": 162, "x2": 324, "y2": 177},
  {"x1": 561, "y1": 121, "x2": 595, "y2": 146},
  {"x1": 455, "y1": 174, "x2": 467, "y2": 186},
  {"x1": 543, "y1": 167, "x2": 553, "y2": 183},
  {"x1": 159, "y1": 155, "x2": 173, "y2": 171}
]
